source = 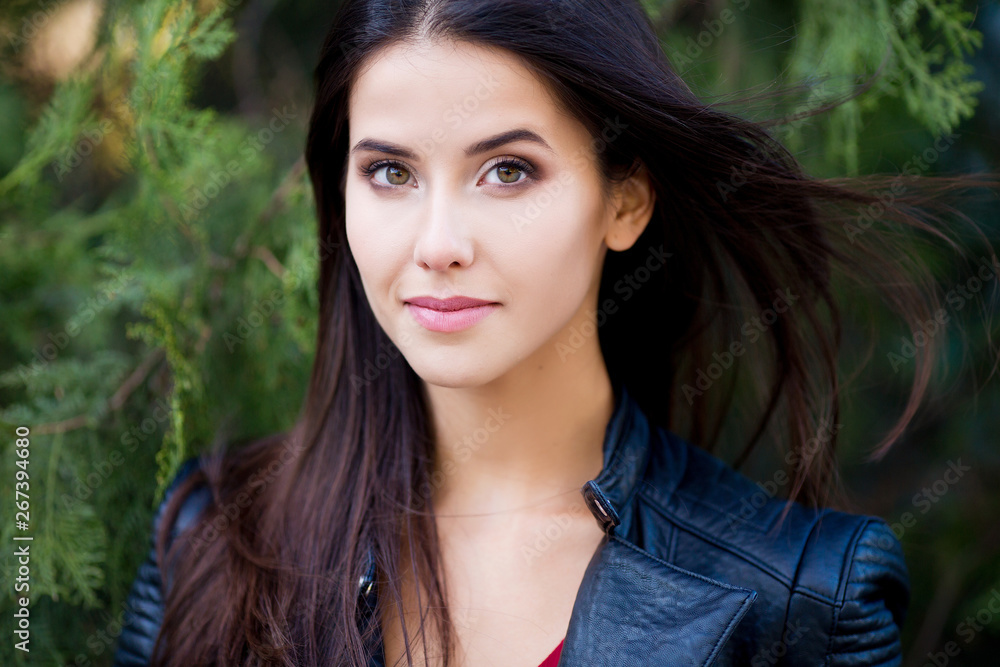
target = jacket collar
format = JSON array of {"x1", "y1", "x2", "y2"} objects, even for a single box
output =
[
  {"x1": 582, "y1": 381, "x2": 651, "y2": 536},
  {"x1": 561, "y1": 383, "x2": 757, "y2": 666},
  {"x1": 359, "y1": 383, "x2": 757, "y2": 666}
]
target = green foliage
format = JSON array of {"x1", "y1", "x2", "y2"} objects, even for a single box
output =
[
  {"x1": 1, "y1": 0, "x2": 313, "y2": 663},
  {"x1": 784, "y1": 0, "x2": 983, "y2": 173},
  {"x1": 0, "y1": 79, "x2": 95, "y2": 197},
  {"x1": 661, "y1": 0, "x2": 984, "y2": 174}
]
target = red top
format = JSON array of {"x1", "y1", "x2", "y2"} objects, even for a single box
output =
[{"x1": 538, "y1": 638, "x2": 564, "y2": 666}]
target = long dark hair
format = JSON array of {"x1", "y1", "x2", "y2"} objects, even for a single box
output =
[{"x1": 149, "y1": 0, "x2": 997, "y2": 664}]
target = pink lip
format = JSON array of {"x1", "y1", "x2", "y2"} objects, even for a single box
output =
[{"x1": 404, "y1": 296, "x2": 500, "y2": 333}]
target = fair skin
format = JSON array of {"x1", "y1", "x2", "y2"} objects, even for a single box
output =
[{"x1": 345, "y1": 37, "x2": 655, "y2": 666}]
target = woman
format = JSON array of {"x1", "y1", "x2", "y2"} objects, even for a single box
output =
[{"x1": 113, "y1": 0, "x2": 994, "y2": 665}]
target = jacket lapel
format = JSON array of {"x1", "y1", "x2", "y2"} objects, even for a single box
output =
[
  {"x1": 559, "y1": 384, "x2": 757, "y2": 665},
  {"x1": 558, "y1": 534, "x2": 756, "y2": 666}
]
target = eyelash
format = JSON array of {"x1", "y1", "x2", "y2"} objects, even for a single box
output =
[{"x1": 359, "y1": 156, "x2": 537, "y2": 189}]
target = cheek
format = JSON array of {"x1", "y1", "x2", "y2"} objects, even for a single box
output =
[
  {"x1": 344, "y1": 185, "x2": 365, "y2": 259},
  {"x1": 345, "y1": 187, "x2": 403, "y2": 289},
  {"x1": 498, "y1": 183, "x2": 605, "y2": 314},
  {"x1": 344, "y1": 185, "x2": 373, "y2": 261},
  {"x1": 344, "y1": 191, "x2": 403, "y2": 332}
]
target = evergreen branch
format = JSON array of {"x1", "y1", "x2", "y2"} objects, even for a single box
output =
[
  {"x1": 232, "y1": 155, "x2": 308, "y2": 259},
  {"x1": 259, "y1": 155, "x2": 307, "y2": 225},
  {"x1": 252, "y1": 245, "x2": 287, "y2": 279},
  {"x1": 0, "y1": 78, "x2": 95, "y2": 197},
  {"x1": 33, "y1": 347, "x2": 166, "y2": 434}
]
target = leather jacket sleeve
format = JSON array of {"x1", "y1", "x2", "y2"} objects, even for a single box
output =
[
  {"x1": 112, "y1": 457, "x2": 209, "y2": 667},
  {"x1": 826, "y1": 519, "x2": 910, "y2": 665}
]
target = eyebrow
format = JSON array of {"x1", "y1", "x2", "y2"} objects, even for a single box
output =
[{"x1": 349, "y1": 128, "x2": 555, "y2": 161}]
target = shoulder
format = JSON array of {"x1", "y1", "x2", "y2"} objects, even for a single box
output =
[
  {"x1": 112, "y1": 455, "x2": 213, "y2": 667},
  {"x1": 636, "y1": 427, "x2": 910, "y2": 664}
]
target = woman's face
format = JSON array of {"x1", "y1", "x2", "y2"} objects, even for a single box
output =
[{"x1": 345, "y1": 38, "x2": 641, "y2": 388}]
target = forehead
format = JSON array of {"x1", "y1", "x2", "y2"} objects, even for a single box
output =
[{"x1": 348, "y1": 38, "x2": 581, "y2": 151}]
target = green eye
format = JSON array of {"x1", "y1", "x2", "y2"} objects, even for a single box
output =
[
  {"x1": 384, "y1": 164, "x2": 411, "y2": 185},
  {"x1": 496, "y1": 164, "x2": 522, "y2": 183},
  {"x1": 361, "y1": 160, "x2": 414, "y2": 187},
  {"x1": 484, "y1": 157, "x2": 535, "y2": 185}
]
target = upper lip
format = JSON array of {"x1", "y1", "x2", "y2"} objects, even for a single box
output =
[{"x1": 404, "y1": 296, "x2": 499, "y2": 311}]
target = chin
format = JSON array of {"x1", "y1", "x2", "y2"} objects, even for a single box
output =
[{"x1": 405, "y1": 352, "x2": 505, "y2": 390}]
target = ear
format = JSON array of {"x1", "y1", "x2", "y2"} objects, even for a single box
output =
[{"x1": 604, "y1": 161, "x2": 656, "y2": 252}]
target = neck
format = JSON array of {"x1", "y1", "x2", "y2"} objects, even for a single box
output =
[{"x1": 424, "y1": 325, "x2": 614, "y2": 523}]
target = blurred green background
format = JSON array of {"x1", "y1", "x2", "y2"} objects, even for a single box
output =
[{"x1": 0, "y1": 0, "x2": 997, "y2": 665}]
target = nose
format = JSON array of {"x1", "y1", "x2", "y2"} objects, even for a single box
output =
[{"x1": 412, "y1": 189, "x2": 474, "y2": 271}]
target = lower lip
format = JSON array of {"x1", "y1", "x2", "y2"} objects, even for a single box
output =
[{"x1": 405, "y1": 303, "x2": 500, "y2": 332}]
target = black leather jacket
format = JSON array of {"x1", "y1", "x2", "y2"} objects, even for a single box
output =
[{"x1": 113, "y1": 384, "x2": 909, "y2": 666}]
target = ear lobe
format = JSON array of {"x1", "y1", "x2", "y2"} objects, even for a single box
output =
[{"x1": 605, "y1": 162, "x2": 657, "y2": 252}]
